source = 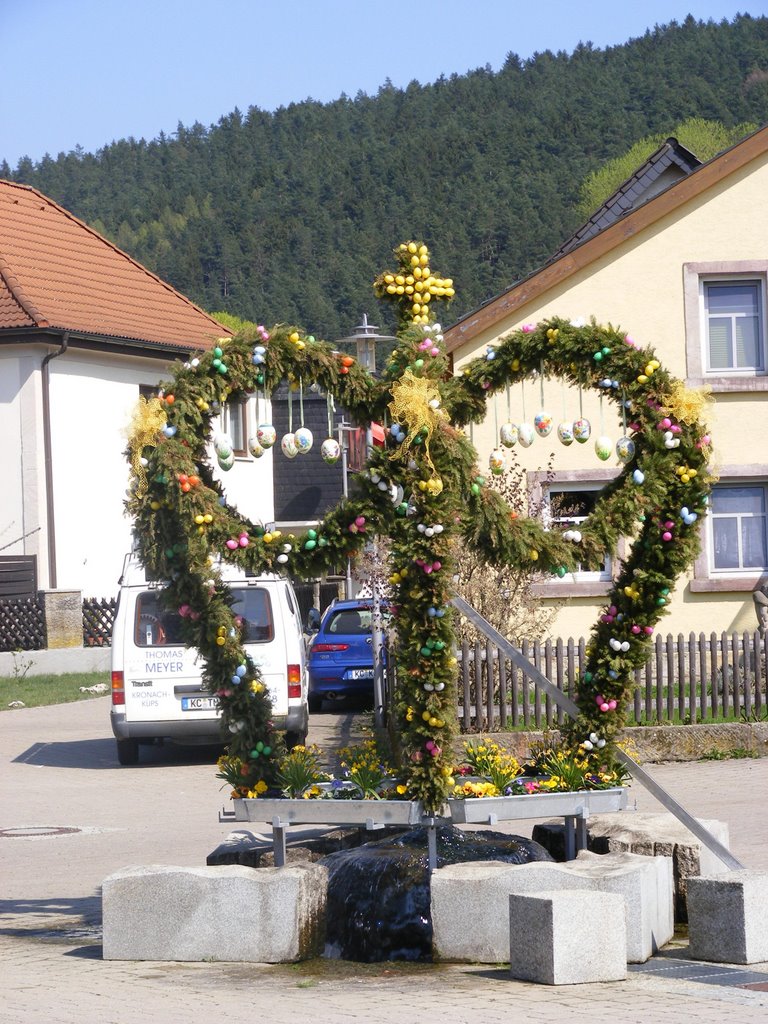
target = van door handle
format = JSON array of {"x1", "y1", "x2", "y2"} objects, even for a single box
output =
[{"x1": 173, "y1": 684, "x2": 208, "y2": 695}]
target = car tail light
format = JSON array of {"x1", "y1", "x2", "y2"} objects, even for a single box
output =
[
  {"x1": 312, "y1": 643, "x2": 350, "y2": 652},
  {"x1": 287, "y1": 664, "x2": 301, "y2": 699},
  {"x1": 111, "y1": 671, "x2": 125, "y2": 706}
]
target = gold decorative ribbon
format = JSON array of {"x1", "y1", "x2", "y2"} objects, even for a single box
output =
[
  {"x1": 125, "y1": 396, "x2": 167, "y2": 497},
  {"x1": 387, "y1": 369, "x2": 446, "y2": 478}
]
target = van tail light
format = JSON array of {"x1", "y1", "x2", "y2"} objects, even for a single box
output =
[
  {"x1": 287, "y1": 664, "x2": 302, "y2": 699},
  {"x1": 312, "y1": 643, "x2": 349, "y2": 652},
  {"x1": 111, "y1": 671, "x2": 125, "y2": 706}
]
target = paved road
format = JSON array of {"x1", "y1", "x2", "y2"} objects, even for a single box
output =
[{"x1": 1, "y1": 697, "x2": 767, "y2": 1024}]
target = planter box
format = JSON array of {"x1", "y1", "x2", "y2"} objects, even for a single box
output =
[
  {"x1": 232, "y1": 797, "x2": 426, "y2": 828},
  {"x1": 447, "y1": 787, "x2": 628, "y2": 825}
]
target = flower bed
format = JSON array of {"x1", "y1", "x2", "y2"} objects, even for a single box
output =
[{"x1": 447, "y1": 786, "x2": 628, "y2": 824}]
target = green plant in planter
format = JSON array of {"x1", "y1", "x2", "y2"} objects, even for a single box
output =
[
  {"x1": 275, "y1": 745, "x2": 329, "y2": 798},
  {"x1": 459, "y1": 738, "x2": 523, "y2": 791},
  {"x1": 337, "y1": 739, "x2": 395, "y2": 799}
]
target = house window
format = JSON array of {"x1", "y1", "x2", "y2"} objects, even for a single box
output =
[
  {"x1": 222, "y1": 398, "x2": 248, "y2": 455},
  {"x1": 684, "y1": 262, "x2": 768, "y2": 391},
  {"x1": 704, "y1": 279, "x2": 764, "y2": 373},
  {"x1": 710, "y1": 483, "x2": 768, "y2": 573},
  {"x1": 546, "y1": 487, "x2": 612, "y2": 581}
]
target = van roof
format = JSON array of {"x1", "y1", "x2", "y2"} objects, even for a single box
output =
[{"x1": 119, "y1": 554, "x2": 283, "y2": 588}]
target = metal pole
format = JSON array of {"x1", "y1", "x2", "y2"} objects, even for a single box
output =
[{"x1": 339, "y1": 423, "x2": 353, "y2": 599}]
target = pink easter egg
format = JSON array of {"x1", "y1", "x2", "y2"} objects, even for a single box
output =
[
  {"x1": 239, "y1": 536, "x2": 249, "y2": 547},
  {"x1": 430, "y1": 347, "x2": 439, "y2": 356},
  {"x1": 660, "y1": 417, "x2": 671, "y2": 429},
  {"x1": 424, "y1": 565, "x2": 432, "y2": 574},
  {"x1": 600, "y1": 702, "x2": 610, "y2": 712},
  {"x1": 226, "y1": 538, "x2": 238, "y2": 550},
  {"x1": 608, "y1": 700, "x2": 617, "y2": 710},
  {"x1": 631, "y1": 625, "x2": 641, "y2": 634},
  {"x1": 433, "y1": 560, "x2": 442, "y2": 570},
  {"x1": 662, "y1": 531, "x2": 672, "y2": 542},
  {"x1": 179, "y1": 604, "x2": 191, "y2": 617},
  {"x1": 644, "y1": 626, "x2": 654, "y2": 635},
  {"x1": 355, "y1": 516, "x2": 366, "y2": 528},
  {"x1": 664, "y1": 521, "x2": 674, "y2": 529},
  {"x1": 595, "y1": 695, "x2": 605, "y2": 706},
  {"x1": 609, "y1": 605, "x2": 617, "y2": 615}
]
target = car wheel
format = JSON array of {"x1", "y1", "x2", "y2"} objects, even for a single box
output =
[
  {"x1": 116, "y1": 738, "x2": 140, "y2": 766},
  {"x1": 308, "y1": 695, "x2": 322, "y2": 714}
]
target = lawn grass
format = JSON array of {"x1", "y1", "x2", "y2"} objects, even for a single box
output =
[{"x1": 0, "y1": 671, "x2": 110, "y2": 710}]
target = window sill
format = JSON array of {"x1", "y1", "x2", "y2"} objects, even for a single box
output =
[
  {"x1": 686, "y1": 375, "x2": 768, "y2": 393},
  {"x1": 531, "y1": 581, "x2": 614, "y2": 599},
  {"x1": 689, "y1": 576, "x2": 765, "y2": 593}
]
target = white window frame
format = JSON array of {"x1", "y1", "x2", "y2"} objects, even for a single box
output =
[
  {"x1": 222, "y1": 397, "x2": 248, "y2": 456},
  {"x1": 701, "y1": 276, "x2": 765, "y2": 375},
  {"x1": 544, "y1": 484, "x2": 612, "y2": 583},
  {"x1": 708, "y1": 481, "x2": 768, "y2": 577},
  {"x1": 684, "y1": 261, "x2": 768, "y2": 392},
  {"x1": 528, "y1": 468, "x2": 620, "y2": 599},
  {"x1": 691, "y1": 465, "x2": 768, "y2": 593}
]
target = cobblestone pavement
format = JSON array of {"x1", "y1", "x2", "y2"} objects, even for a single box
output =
[{"x1": 1, "y1": 698, "x2": 767, "y2": 1024}]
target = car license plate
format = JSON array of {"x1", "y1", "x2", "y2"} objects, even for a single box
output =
[
  {"x1": 348, "y1": 668, "x2": 373, "y2": 680},
  {"x1": 181, "y1": 696, "x2": 219, "y2": 711}
]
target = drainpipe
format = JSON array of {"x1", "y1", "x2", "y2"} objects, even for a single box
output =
[{"x1": 40, "y1": 332, "x2": 69, "y2": 589}]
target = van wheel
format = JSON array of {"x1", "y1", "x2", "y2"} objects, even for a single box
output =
[
  {"x1": 284, "y1": 730, "x2": 308, "y2": 750},
  {"x1": 116, "y1": 738, "x2": 140, "y2": 765}
]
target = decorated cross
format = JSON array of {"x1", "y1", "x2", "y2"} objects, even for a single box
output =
[{"x1": 126, "y1": 240, "x2": 711, "y2": 813}]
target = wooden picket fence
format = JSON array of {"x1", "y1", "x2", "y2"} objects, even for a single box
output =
[{"x1": 454, "y1": 631, "x2": 768, "y2": 732}]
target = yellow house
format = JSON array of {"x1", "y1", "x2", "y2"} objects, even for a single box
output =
[{"x1": 445, "y1": 125, "x2": 768, "y2": 641}]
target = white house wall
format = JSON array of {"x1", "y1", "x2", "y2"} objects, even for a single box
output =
[{"x1": 18, "y1": 347, "x2": 275, "y2": 598}]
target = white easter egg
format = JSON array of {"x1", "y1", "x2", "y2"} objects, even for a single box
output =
[
  {"x1": 557, "y1": 421, "x2": 574, "y2": 446},
  {"x1": 615, "y1": 436, "x2": 635, "y2": 462},
  {"x1": 573, "y1": 418, "x2": 591, "y2": 443},
  {"x1": 280, "y1": 432, "x2": 298, "y2": 459},
  {"x1": 518, "y1": 423, "x2": 535, "y2": 448},
  {"x1": 294, "y1": 427, "x2": 314, "y2": 453},
  {"x1": 534, "y1": 411, "x2": 553, "y2": 437},
  {"x1": 489, "y1": 449, "x2": 506, "y2": 475},
  {"x1": 257, "y1": 424, "x2": 276, "y2": 449},
  {"x1": 320, "y1": 438, "x2": 341, "y2": 465},
  {"x1": 248, "y1": 436, "x2": 265, "y2": 459},
  {"x1": 499, "y1": 422, "x2": 518, "y2": 448},
  {"x1": 595, "y1": 436, "x2": 613, "y2": 462}
]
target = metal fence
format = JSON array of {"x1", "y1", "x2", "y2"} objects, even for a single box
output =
[{"x1": 454, "y1": 631, "x2": 768, "y2": 731}]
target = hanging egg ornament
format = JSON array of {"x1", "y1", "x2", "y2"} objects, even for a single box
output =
[
  {"x1": 320, "y1": 438, "x2": 341, "y2": 465},
  {"x1": 594, "y1": 435, "x2": 613, "y2": 462},
  {"x1": 294, "y1": 427, "x2": 314, "y2": 454},
  {"x1": 214, "y1": 434, "x2": 234, "y2": 460},
  {"x1": 280, "y1": 433, "x2": 299, "y2": 459},
  {"x1": 488, "y1": 449, "x2": 506, "y2": 476},
  {"x1": 556, "y1": 421, "x2": 574, "y2": 446},
  {"x1": 248, "y1": 436, "x2": 265, "y2": 459},
  {"x1": 615, "y1": 436, "x2": 636, "y2": 462},
  {"x1": 217, "y1": 451, "x2": 235, "y2": 472},
  {"x1": 534, "y1": 411, "x2": 553, "y2": 437},
  {"x1": 499, "y1": 422, "x2": 518, "y2": 448},
  {"x1": 257, "y1": 424, "x2": 277, "y2": 449},
  {"x1": 518, "y1": 423, "x2": 535, "y2": 448},
  {"x1": 573, "y1": 418, "x2": 591, "y2": 444}
]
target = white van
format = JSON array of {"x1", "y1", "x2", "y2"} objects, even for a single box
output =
[{"x1": 110, "y1": 554, "x2": 309, "y2": 765}]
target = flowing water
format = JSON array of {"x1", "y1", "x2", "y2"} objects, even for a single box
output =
[{"x1": 321, "y1": 824, "x2": 552, "y2": 962}]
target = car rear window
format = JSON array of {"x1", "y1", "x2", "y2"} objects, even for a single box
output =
[
  {"x1": 231, "y1": 587, "x2": 274, "y2": 643},
  {"x1": 135, "y1": 592, "x2": 185, "y2": 647},
  {"x1": 326, "y1": 608, "x2": 373, "y2": 635},
  {"x1": 134, "y1": 587, "x2": 274, "y2": 647}
]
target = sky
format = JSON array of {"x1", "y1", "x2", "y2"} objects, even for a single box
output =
[{"x1": 1, "y1": 0, "x2": 766, "y2": 168}]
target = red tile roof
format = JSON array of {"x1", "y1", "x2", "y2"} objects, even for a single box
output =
[{"x1": 0, "y1": 179, "x2": 230, "y2": 350}]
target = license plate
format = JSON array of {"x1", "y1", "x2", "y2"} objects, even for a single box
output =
[
  {"x1": 181, "y1": 696, "x2": 219, "y2": 711},
  {"x1": 348, "y1": 668, "x2": 373, "y2": 680}
]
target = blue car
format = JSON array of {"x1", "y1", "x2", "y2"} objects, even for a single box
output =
[{"x1": 307, "y1": 599, "x2": 388, "y2": 711}]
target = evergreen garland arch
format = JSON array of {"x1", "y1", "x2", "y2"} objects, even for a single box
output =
[{"x1": 126, "y1": 241, "x2": 712, "y2": 813}]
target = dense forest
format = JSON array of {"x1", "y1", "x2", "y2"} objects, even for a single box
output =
[{"x1": 5, "y1": 14, "x2": 768, "y2": 340}]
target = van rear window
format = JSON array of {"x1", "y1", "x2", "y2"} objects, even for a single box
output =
[
  {"x1": 135, "y1": 592, "x2": 185, "y2": 647},
  {"x1": 231, "y1": 587, "x2": 274, "y2": 643}
]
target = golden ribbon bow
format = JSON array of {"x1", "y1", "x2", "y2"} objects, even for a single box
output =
[
  {"x1": 387, "y1": 369, "x2": 446, "y2": 480},
  {"x1": 125, "y1": 396, "x2": 167, "y2": 498}
]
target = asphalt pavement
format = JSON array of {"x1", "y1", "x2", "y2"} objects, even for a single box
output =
[{"x1": 1, "y1": 697, "x2": 767, "y2": 1024}]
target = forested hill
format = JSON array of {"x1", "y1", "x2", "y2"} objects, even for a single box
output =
[{"x1": 6, "y1": 14, "x2": 768, "y2": 341}]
